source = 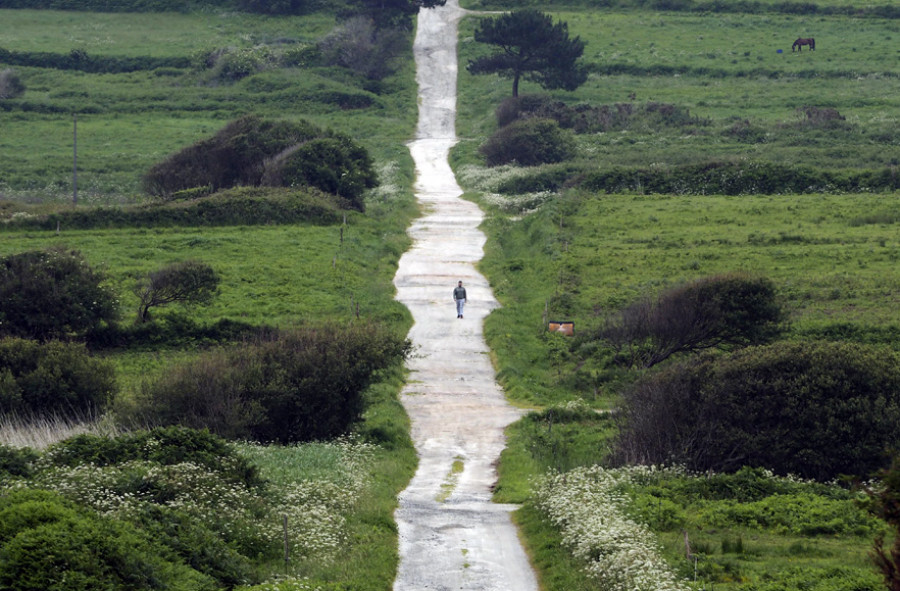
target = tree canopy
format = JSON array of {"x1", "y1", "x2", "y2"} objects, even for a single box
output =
[
  {"x1": 467, "y1": 9, "x2": 587, "y2": 97},
  {"x1": 348, "y1": 0, "x2": 446, "y2": 30}
]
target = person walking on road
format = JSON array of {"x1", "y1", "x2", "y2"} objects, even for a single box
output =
[{"x1": 453, "y1": 280, "x2": 467, "y2": 319}]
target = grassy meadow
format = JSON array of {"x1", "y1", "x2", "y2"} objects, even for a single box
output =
[
  {"x1": 454, "y1": 4, "x2": 900, "y2": 590},
  {"x1": 1, "y1": 5, "x2": 421, "y2": 589},
  {"x1": 2, "y1": 1, "x2": 900, "y2": 590},
  {"x1": 0, "y1": 8, "x2": 416, "y2": 200}
]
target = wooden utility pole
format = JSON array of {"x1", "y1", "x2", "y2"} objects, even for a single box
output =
[{"x1": 73, "y1": 113, "x2": 78, "y2": 206}]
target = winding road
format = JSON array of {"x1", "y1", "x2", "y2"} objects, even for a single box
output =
[{"x1": 391, "y1": 1, "x2": 540, "y2": 589}]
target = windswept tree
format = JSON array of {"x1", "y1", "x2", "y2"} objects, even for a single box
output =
[
  {"x1": 467, "y1": 9, "x2": 587, "y2": 98},
  {"x1": 599, "y1": 272, "x2": 785, "y2": 368},
  {"x1": 134, "y1": 261, "x2": 220, "y2": 324}
]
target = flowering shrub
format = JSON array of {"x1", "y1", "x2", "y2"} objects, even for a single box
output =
[
  {"x1": 0, "y1": 431, "x2": 377, "y2": 587},
  {"x1": 532, "y1": 465, "x2": 691, "y2": 591}
]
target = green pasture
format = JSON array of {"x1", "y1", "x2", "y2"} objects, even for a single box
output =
[
  {"x1": 0, "y1": 9, "x2": 335, "y2": 57},
  {"x1": 456, "y1": 11, "x2": 900, "y2": 170},
  {"x1": 0, "y1": 205, "x2": 414, "y2": 388},
  {"x1": 0, "y1": 8, "x2": 417, "y2": 199},
  {"x1": 474, "y1": 190, "x2": 900, "y2": 406}
]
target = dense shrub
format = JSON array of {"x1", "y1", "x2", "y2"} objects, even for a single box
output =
[
  {"x1": 134, "y1": 261, "x2": 220, "y2": 324},
  {"x1": 598, "y1": 273, "x2": 785, "y2": 368},
  {"x1": 0, "y1": 338, "x2": 117, "y2": 417},
  {"x1": 0, "y1": 444, "x2": 39, "y2": 478},
  {"x1": 265, "y1": 135, "x2": 377, "y2": 211},
  {"x1": 496, "y1": 94, "x2": 707, "y2": 133},
  {"x1": 0, "y1": 489, "x2": 216, "y2": 591},
  {"x1": 199, "y1": 46, "x2": 274, "y2": 82},
  {"x1": 128, "y1": 323, "x2": 411, "y2": 443},
  {"x1": 318, "y1": 17, "x2": 408, "y2": 80},
  {"x1": 0, "y1": 69, "x2": 25, "y2": 99},
  {"x1": 0, "y1": 248, "x2": 118, "y2": 341},
  {"x1": 143, "y1": 115, "x2": 322, "y2": 196},
  {"x1": 579, "y1": 161, "x2": 900, "y2": 194},
  {"x1": 480, "y1": 118, "x2": 577, "y2": 167},
  {"x1": 143, "y1": 116, "x2": 378, "y2": 206},
  {"x1": 612, "y1": 341, "x2": 900, "y2": 481},
  {"x1": 44, "y1": 426, "x2": 262, "y2": 488}
]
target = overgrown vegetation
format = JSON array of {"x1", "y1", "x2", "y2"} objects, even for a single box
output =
[
  {"x1": 596, "y1": 272, "x2": 785, "y2": 368},
  {"x1": 122, "y1": 323, "x2": 411, "y2": 442},
  {"x1": 0, "y1": 427, "x2": 399, "y2": 589},
  {"x1": 0, "y1": 338, "x2": 117, "y2": 417},
  {"x1": 0, "y1": 247, "x2": 118, "y2": 341},
  {"x1": 143, "y1": 115, "x2": 377, "y2": 210},
  {"x1": 612, "y1": 341, "x2": 900, "y2": 481},
  {"x1": 480, "y1": 118, "x2": 577, "y2": 167}
]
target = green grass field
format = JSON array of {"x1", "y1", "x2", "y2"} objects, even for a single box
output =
[
  {"x1": 453, "y1": 6, "x2": 900, "y2": 591},
  {"x1": 3, "y1": 3, "x2": 900, "y2": 590},
  {"x1": 0, "y1": 8, "x2": 416, "y2": 199}
]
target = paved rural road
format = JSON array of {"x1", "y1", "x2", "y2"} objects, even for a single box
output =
[{"x1": 391, "y1": 1, "x2": 540, "y2": 590}]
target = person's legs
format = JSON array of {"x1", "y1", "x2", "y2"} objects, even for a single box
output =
[{"x1": 456, "y1": 299, "x2": 465, "y2": 318}]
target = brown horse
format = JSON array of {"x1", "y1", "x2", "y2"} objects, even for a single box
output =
[{"x1": 792, "y1": 37, "x2": 815, "y2": 52}]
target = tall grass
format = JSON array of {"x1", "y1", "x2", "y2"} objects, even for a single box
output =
[{"x1": 0, "y1": 411, "x2": 124, "y2": 449}]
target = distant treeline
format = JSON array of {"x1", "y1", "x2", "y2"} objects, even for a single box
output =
[
  {"x1": 0, "y1": 48, "x2": 189, "y2": 73},
  {"x1": 0, "y1": 0, "x2": 312, "y2": 13},
  {"x1": 470, "y1": 0, "x2": 900, "y2": 19}
]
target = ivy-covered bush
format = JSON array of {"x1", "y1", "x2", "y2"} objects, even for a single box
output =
[
  {"x1": 126, "y1": 323, "x2": 411, "y2": 442},
  {"x1": 144, "y1": 115, "x2": 321, "y2": 196},
  {"x1": 612, "y1": 341, "x2": 900, "y2": 481},
  {"x1": 480, "y1": 118, "x2": 577, "y2": 167},
  {"x1": 0, "y1": 338, "x2": 117, "y2": 417},
  {"x1": 0, "y1": 248, "x2": 118, "y2": 342}
]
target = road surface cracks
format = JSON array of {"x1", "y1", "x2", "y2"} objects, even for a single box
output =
[{"x1": 391, "y1": 1, "x2": 540, "y2": 590}]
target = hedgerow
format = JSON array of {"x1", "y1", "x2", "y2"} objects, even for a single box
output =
[
  {"x1": 1, "y1": 187, "x2": 344, "y2": 231},
  {"x1": 0, "y1": 48, "x2": 190, "y2": 73},
  {"x1": 612, "y1": 341, "x2": 900, "y2": 481},
  {"x1": 579, "y1": 161, "x2": 900, "y2": 195}
]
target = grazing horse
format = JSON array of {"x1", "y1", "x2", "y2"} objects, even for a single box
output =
[{"x1": 792, "y1": 37, "x2": 815, "y2": 52}]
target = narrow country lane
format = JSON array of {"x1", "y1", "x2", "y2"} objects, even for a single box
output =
[{"x1": 391, "y1": 1, "x2": 540, "y2": 589}]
